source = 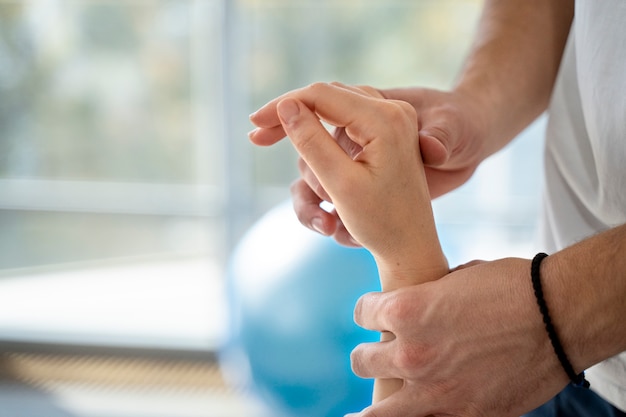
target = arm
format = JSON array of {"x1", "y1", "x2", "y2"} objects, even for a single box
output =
[
  {"x1": 450, "y1": 0, "x2": 574, "y2": 156},
  {"x1": 383, "y1": 0, "x2": 574, "y2": 167},
  {"x1": 259, "y1": 82, "x2": 449, "y2": 406},
  {"x1": 350, "y1": 224, "x2": 626, "y2": 417},
  {"x1": 541, "y1": 224, "x2": 626, "y2": 373}
]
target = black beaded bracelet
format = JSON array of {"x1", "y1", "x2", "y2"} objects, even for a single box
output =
[{"x1": 531, "y1": 252, "x2": 590, "y2": 388}]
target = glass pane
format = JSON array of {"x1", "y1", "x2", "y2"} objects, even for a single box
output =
[
  {"x1": 0, "y1": 0, "x2": 222, "y2": 184},
  {"x1": 0, "y1": 0, "x2": 224, "y2": 271},
  {"x1": 0, "y1": 209, "x2": 220, "y2": 270},
  {"x1": 0, "y1": 0, "x2": 227, "y2": 349}
]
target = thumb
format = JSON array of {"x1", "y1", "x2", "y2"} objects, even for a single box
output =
[
  {"x1": 277, "y1": 98, "x2": 353, "y2": 189},
  {"x1": 419, "y1": 132, "x2": 450, "y2": 166}
]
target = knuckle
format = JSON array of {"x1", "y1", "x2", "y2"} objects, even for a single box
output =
[
  {"x1": 292, "y1": 127, "x2": 318, "y2": 153},
  {"x1": 382, "y1": 100, "x2": 414, "y2": 122},
  {"x1": 395, "y1": 99, "x2": 418, "y2": 118},
  {"x1": 394, "y1": 341, "x2": 431, "y2": 375},
  {"x1": 307, "y1": 81, "x2": 330, "y2": 94},
  {"x1": 382, "y1": 293, "x2": 413, "y2": 324},
  {"x1": 369, "y1": 102, "x2": 418, "y2": 142},
  {"x1": 422, "y1": 124, "x2": 453, "y2": 146},
  {"x1": 355, "y1": 84, "x2": 381, "y2": 97},
  {"x1": 385, "y1": 288, "x2": 431, "y2": 328}
]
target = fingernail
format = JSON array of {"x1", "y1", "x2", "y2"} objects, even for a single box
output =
[
  {"x1": 277, "y1": 99, "x2": 300, "y2": 125},
  {"x1": 247, "y1": 128, "x2": 259, "y2": 139},
  {"x1": 248, "y1": 111, "x2": 257, "y2": 120},
  {"x1": 311, "y1": 217, "x2": 327, "y2": 235}
]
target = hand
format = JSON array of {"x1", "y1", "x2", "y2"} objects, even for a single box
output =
[
  {"x1": 348, "y1": 258, "x2": 570, "y2": 417},
  {"x1": 250, "y1": 85, "x2": 487, "y2": 246},
  {"x1": 250, "y1": 83, "x2": 386, "y2": 247},
  {"x1": 250, "y1": 82, "x2": 445, "y2": 272}
]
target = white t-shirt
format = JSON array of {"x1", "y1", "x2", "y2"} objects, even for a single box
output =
[{"x1": 541, "y1": 0, "x2": 626, "y2": 410}]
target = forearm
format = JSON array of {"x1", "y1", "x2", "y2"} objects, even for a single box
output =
[
  {"x1": 542, "y1": 224, "x2": 626, "y2": 374},
  {"x1": 371, "y1": 186, "x2": 448, "y2": 402},
  {"x1": 454, "y1": 0, "x2": 573, "y2": 157}
]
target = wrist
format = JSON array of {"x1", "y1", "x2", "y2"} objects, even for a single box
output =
[
  {"x1": 538, "y1": 226, "x2": 626, "y2": 373},
  {"x1": 531, "y1": 253, "x2": 589, "y2": 387},
  {"x1": 375, "y1": 252, "x2": 449, "y2": 292}
]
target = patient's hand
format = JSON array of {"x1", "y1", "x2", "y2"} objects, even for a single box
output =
[
  {"x1": 251, "y1": 83, "x2": 485, "y2": 248},
  {"x1": 251, "y1": 82, "x2": 446, "y2": 277}
]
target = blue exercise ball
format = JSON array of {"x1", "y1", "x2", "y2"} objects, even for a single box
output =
[{"x1": 220, "y1": 201, "x2": 381, "y2": 417}]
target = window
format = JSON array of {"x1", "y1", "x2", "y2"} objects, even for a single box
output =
[
  {"x1": 0, "y1": 0, "x2": 540, "y2": 357},
  {"x1": 0, "y1": 0, "x2": 228, "y2": 350}
]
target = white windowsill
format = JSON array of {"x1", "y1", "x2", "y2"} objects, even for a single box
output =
[{"x1": 0, "y1": 255, "x2": 228, "y2": 351}]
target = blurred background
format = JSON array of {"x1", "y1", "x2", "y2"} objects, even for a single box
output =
[{"x1": 0, "y1": 0, "x2": 545, "y2": 416}]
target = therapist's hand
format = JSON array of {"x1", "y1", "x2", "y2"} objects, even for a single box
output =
[
  {"x1": 348, "y1": 257, "x2": 570, "y2": 417},
  {"x1": 251, "y1": 82, "x2": 445, "y2": 273},
  {"x1": 250, "y1": 84, "x2": 487, "y2": 247}
]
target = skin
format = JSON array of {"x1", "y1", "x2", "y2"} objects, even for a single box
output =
[
  {"x1": 249, "y1": 0, "x2": 626, "y2": 415},
  {"x1": 265, "y1": 82, "x2": 450, "y2": 404},
  {"x1": 251, "y1": 86, "x2": 486, "y2": 248}
]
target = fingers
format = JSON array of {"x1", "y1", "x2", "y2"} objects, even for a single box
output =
[
  {"x1": 329, "y1": 82, "x2": 384, "y2": 100},
  {"x1": 277, "y1": 97, "x2": 355, "y2": 192},
  {"x1": 248, "y1": 124, "x2": 286, "y2": 146},
  {"x1": 353, "y1": 290, "x2": 409, "y2": 333},
  {"x1": 297, "y1": 157, "x2": 332, "y2": 202},
  {"x1": 350, "y1": 339, "x2": 396, "y2": 379},
  {"x1": 253, "y1": 82, "x2": 389, "y2": 150},
  {"x1": 332, "y1": 217, "x2": 362, "y2": 247},
  {"x1": 290, "y1": 178, "x2": 336, "y2": 236},
  {"x1": 248, "y1": 84, "x2": 324, "y2": 147},
  {"x1": 292, "y1": 163, "x2": 361, "y2": 246},
  {"x1": 249, "y1": 81, "x2": 379, "y2": 148},
  {"x1": 334, "y1": 127, "x2": 363, "y2": 159},
  {"x1": 249, "y1": 88, "x2": 303, "y2": 146}
]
